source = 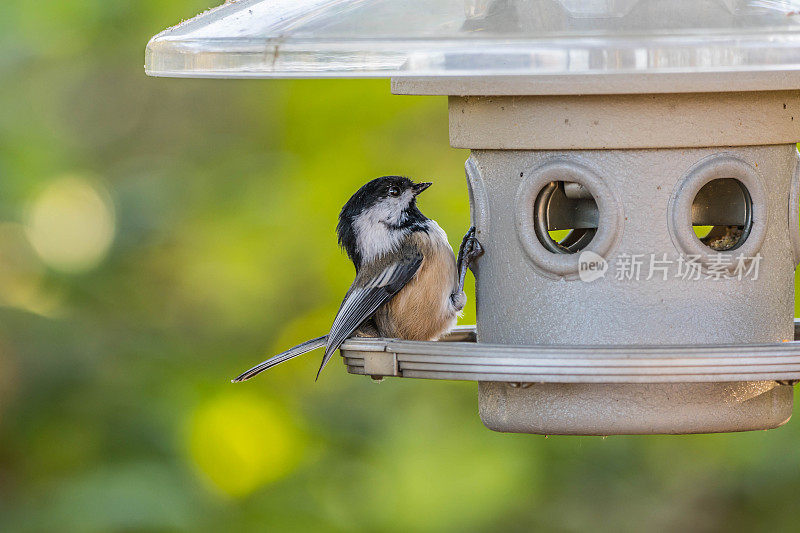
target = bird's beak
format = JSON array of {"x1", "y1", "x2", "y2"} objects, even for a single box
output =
[{"x1": 412, "y1": 182, "x2": 432, "y2": 196}]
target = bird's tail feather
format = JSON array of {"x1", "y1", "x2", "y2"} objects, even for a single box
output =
[{"x1": 231, "y1": 335, "x2": 328, "y2": 383}]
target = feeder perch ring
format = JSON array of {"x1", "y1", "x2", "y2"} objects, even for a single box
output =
[{"x1": 341, "y1": 322, "x2": 800, "y2": 384}]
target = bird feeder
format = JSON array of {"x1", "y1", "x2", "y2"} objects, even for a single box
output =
[{"x1": 147, "y1": 0, "x2": 800, "y2": 435}]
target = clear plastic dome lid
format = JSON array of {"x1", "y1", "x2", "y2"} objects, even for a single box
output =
[{"x1": 145, "y1": 0, "x2": 800, "y2": 81}]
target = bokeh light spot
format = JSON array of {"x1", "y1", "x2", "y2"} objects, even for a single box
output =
[
  {"x1": 186, "y1": 391, "x2": 305, "y2": 498},
  {"x1": 0, "y1": 223, "x2": 60, "y2": 316},
  {"x1": 25, "y1": 175, "x2": 115, "y2": 273}
]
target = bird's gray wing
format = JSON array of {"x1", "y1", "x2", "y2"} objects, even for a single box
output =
[
  {"x1": 232, "y1": 335, "x2": 328, "y2": 382},
  {"x1": 316, "y1": 252, "x2": 423, "y2": 379}
]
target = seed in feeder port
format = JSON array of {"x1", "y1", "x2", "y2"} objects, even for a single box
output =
[
  {"x1": 704, "y1": 226, "x2": 743, "y2": 251},
  {"x1": 692, "y1": 178, "x2": 752, "y2": 251}
]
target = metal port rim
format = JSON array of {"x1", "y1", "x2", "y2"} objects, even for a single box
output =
[
  {"x1": 340, "y1": 323, "x2": 800, "y2": 384},
  {"x1": 514, "y1": 159, "x2": 623, "y2": 280},
  {"x1": 668, "y1": 153, "x2": 767, "y2": 267}
]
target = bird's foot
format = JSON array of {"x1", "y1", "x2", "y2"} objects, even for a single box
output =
[{"x1": 456, "y1": 226, "x2": 484, "y2": 293}]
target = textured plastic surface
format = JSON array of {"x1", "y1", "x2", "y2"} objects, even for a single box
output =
[
  {"x1": 448, "y1": 92, "x2": 800, "y2": 148},
  {"x1": 461, "y1": 91, "x2": 798, "y2": 435},
  {"x1": 477, "y1": 381, "x2": 793, "y2": 435},
  {"x1": 466, "y1": 145, "x2": 796, "y2": 345},
  {"x1": 146, "y1": 0, "x2": 800, "y2": 79}
]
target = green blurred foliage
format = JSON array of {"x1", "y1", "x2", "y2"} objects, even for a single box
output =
[{"x1": 1, "y1": 1, "x2": 800, "y2": 532}]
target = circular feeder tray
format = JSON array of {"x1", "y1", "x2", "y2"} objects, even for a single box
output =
[{"x1": 340, "y1": 323, "x2": 800, "y2": 384}]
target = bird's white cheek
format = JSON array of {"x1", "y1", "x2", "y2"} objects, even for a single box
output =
[
  {"x1": 353, "y1": 199, "x2": 410, "y2": 262},
  {"x1": 353, "y1": 216, "x2": 405, "y2": 263}
]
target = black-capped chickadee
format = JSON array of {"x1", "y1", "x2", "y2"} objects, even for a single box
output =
[{"x1": 232, "y1": 176, "x2": 483, "y2": 382}]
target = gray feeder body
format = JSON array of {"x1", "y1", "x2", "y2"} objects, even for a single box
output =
[{"x1": 391, "y1": 84, "x2": 800, "y2": 434}]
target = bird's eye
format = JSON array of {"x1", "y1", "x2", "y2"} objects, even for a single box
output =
[{"x1": 388, "y1": 186, "x2": 401, "y2": 197}]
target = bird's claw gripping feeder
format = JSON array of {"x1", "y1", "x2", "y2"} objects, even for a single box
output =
[{"x1": 148, "y1": 0, "x2": 800, "y2": 435}]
